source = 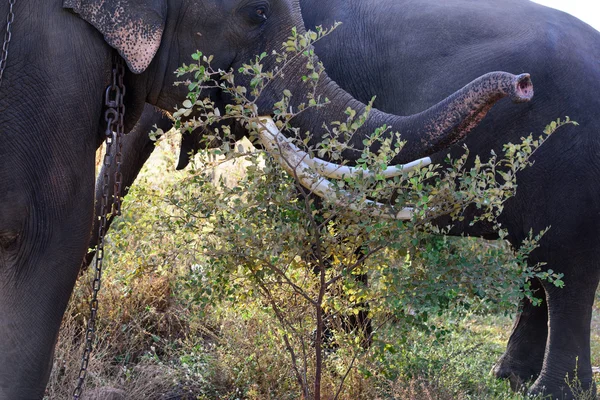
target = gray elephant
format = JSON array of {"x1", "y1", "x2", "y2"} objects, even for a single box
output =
[
  {"x1": 93, "y1": 0, "x2": 600, "y2": 399},
  {"x1": 307, "y1": 3, "x2": 598, "y2": 399},
  {"x1": 0, "y1": 0, "x2": 531, "y2": 398}
]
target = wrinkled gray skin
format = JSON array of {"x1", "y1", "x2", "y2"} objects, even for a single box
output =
[
  {"x1": 94, "y1": 1, "x2": 600, "y2": 398},
  {"x1": 309, "y1": 4, "x2": 599, "y2": 399},
  {"x1": 0, "y1": 0, "x2": 531, "y2": 398}
]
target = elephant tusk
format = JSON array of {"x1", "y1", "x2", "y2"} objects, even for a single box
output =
[
  {"x1": 256, "y1": 117, "x2": 414, "y2": 220},
  {"x1": 282, "y1": 137, "x2": 430, "y2": 179},
  {"x1": 257, "y1": 120, "x2": 431, "y2": 179}
]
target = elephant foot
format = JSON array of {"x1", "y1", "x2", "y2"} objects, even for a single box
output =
[
  {"x1": 492, "y1": 353, "x2": 541, "y2": 392},
  {"x1": 528, "y1": 375, "x2": 597, "y2": 400},
  {"x1": 492, "y1": 364, "x2": 527, "y2": 392}
]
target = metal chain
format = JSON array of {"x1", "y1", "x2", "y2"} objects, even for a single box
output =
[
  {"x1": 73, "y1": 56, "x2": 126, "y2": 400},
  {"x1": 113, "y1": 60, "x2": 126, "y2": 216},
  {"x1": 0, "y1": 0, "x2": 16, "y2": 87}
]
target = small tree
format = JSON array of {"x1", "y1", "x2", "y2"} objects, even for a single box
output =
[{"x1": 159, "y1": 26, "x2": 572, "y2": 399}]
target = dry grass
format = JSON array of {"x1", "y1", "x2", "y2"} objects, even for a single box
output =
[
  {"x1": 45, "y1": 269, "x2": 194, "y2": 399},
  {"x1": 380, "y1": 377, "x2": 466, "y2": 400},
  {"x1": 47, "y1": 260, "x2": 600, "y2": 399}
]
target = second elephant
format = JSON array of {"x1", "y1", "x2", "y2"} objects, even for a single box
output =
[{"x1": 93, "y1": 1, "x2": 600, "y2": 399}]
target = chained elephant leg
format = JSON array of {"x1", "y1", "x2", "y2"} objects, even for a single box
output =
[
  {"x1": 0, "y1": 137, "x2": 97, "y2": 398},
  {"x1": 85, "y1": 104, "x2": 173, "y2": 268}
]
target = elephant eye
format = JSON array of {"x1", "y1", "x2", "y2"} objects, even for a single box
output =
[
  {"x1": 255, "y1": 7, "x2": 267, "y2": 19},
  {"x1": 243, "y1": 2, "x2": 270, "y2": 24}
]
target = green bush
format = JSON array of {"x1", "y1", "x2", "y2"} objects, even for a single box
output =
[{"x1": 52, "y1": 27, "x2": 581, "y2": 400}]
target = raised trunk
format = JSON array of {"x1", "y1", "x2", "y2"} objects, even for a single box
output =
[{"x1": 260, "y1": 56, "x2": 532, "y2": 165}]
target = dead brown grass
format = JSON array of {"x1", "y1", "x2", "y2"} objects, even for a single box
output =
[
  {"x1": 45, "y1": 269, "x2": 193, "y2": 399},
  {"x1": 379, "y1": 377, "x2": 465, "y2": 400}
]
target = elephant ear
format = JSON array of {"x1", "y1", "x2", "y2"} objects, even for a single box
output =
[{"x1": 63, "y1": 0, "x2": 166, "y2": 73}]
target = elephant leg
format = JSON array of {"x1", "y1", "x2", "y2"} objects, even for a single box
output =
[
  {"x1": 304, "y1": 195, "x2": 374, "y2": 348},
  {"x1": 342, "y1": 272, "x2": 373, "y2": 348},
  {"x1": 528, "y1": 265, "x2": 599, "y2": 399},
  {"x1": 85, "y1": 104, "x2": 172, "y2": 268},
  {"x1": 323, "y1": 272, "x2": 373, "y2": 349},
  {"x1": 0, "y1": 4, "x2": 117, "y2": 396},
  {"x1": 0, "y1": 144, "x2": 97, "y2": 398},
  {"x1": 317, "y1": 273, "x2": 372, "y2": 350},
  {"x1": 492, "y1": 277, "x2": 547, "y2": 389}
]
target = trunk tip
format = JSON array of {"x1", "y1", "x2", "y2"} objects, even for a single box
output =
[{"x1": 511, "y1": 73, "x2": 534, "y2": 103}]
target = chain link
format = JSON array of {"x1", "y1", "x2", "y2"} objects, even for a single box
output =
[
  {"x1": 0, "y1": 0, "x2": 16, "y2": 87},
  {"x1": 113, "y1": 61, "x2": 126, "y2": 216},
  {"x1": 73, "y1": 56, "x2": 126, "y2": 400}
]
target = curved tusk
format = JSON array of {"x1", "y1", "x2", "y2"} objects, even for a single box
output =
[
  {"x1": 256, "y1": 117, "x2": 414, "y2": 220},
  {"x1": 256, "y1": 119, "x2": 431, "y2": 179},
  {"x1": 293, "y1": 141, "x2": 430, "y2": 179}
]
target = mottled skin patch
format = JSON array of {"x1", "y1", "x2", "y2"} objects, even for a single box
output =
[
  {"x1": 419, "y1": 72, "x2": 533, "y2": 150},
  {"x1": 63, "y1": 0, "x2": 165, "y2": 73}
]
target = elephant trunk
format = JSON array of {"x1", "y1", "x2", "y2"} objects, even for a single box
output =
[
  {"x1": 262, "y1": 61, "x2": 533, "y2": 164},
  {"x1": 380, "y1": 71, "x2": 533, "y2": 161}
]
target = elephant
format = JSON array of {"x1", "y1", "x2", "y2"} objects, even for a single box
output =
[
  {"x1": 0, "y1": 0, "x2": 533, "y2": 397},
  {"x1": 91, "y1": 0, "x2": 600, "y2": 398}
]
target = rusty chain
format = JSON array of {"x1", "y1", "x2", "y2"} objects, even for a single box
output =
[
  {"x1": 73, "y1": 56, "x2": 126, "y2": 400},
  {"x1": 110, "y1": 59, "x2": 126, "y2": 216},
  {"x1": 0, "y1": 0, "x2": 16, "y2": 87}
]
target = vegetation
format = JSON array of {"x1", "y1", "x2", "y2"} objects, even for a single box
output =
[
  {"x1": 48, "y1": 131, "x2": 599, "y2": 399},
  {"x1": 48, "y1": 28, "x2": 597, "y2": 399}
]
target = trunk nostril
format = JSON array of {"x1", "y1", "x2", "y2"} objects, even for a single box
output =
[{"x1": 512, "y1": 73, "x2": 534, "y2": 103}]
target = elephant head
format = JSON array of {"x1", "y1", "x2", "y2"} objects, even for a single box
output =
[{"x1": 65, "y1": 0, "x2": 533, "y2": 163}]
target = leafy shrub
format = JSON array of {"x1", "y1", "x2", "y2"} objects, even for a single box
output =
[{"x1": 53, "y1": 27, "x2": 579, "y2": 399}]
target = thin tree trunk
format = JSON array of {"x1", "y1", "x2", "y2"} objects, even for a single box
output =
[{"x1": 314, "y1": 261, "x2": 326, "y2": 400}]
